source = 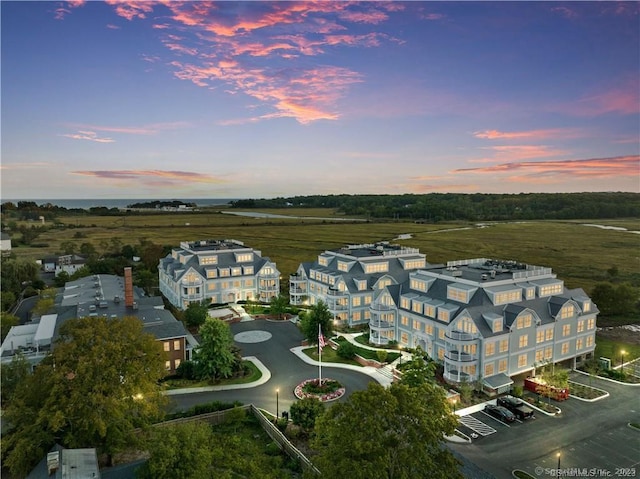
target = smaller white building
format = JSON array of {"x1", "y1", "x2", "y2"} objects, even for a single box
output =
[{"x1": 1, "y1": 232, "x2": 11, "y2": 255}]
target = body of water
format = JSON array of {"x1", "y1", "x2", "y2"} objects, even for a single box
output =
[{"x1": 2, "y1": 198, "x2": 239, "y2": 209}]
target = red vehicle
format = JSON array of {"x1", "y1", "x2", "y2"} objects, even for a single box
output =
[{"x1": 524, "y1": 377, "x2": 570, "y2": 401}]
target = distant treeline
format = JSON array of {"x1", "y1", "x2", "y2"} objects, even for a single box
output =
[
  {"x1": 230, "y1": 192, "x2": 640, "y2": 221},
  {"x1": 126, "y1": 200, "x2": 197, "y2": 209}
]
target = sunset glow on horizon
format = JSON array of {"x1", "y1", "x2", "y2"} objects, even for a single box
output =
[{"x1": 2, "y1": 1, "x2": 638, "y2": 199}]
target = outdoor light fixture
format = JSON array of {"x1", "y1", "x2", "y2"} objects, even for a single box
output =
[
  {"x1": 557, "y1": 452, "x2": 561, "y2": 470},
  {"x1": 276, "y1": 388, "x2": 280, "y2": 421}
]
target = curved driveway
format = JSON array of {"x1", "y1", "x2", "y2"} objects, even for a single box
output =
[{"x1": 167, "y1": 320, "x2": 377, "y2": 416}]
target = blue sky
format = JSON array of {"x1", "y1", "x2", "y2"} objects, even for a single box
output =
[{"x1": 2, "y1": 1, "x2": 638, "y2": 200}]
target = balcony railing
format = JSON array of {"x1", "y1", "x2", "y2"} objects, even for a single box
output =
[
  {"x1": 370, "y1": 319, "x2": 394, "y2": 330},
  {"x1": 443, "y1": 370, "x2": 473, "y2": 383},
  {"x1": 290, "y1": 287, "x2": 307, "y2": 294},
  {"x1": 326, "y1": 288, "x2": 346, "y2": 297},
  {"x1": 445, "y1": 330, "x2": 476, "y2": 341},
  {"x1": 328, "y1": 303, "x2": 348, "y2": 311},
  {"x1": 259, "y1": 284, "x2": 279, "y2": 292},
  {"x1": 289, "y1": 275, "x2": 305, "y2": 284},
  {"x1": 445, "y1": 351, "x2": 477, "y2": 362},
  {"x1": 370, "y1": 303, "x2": 394, "y2": 311}
]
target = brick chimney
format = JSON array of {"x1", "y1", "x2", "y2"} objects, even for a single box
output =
[{"x1": 124, "y1": 267, "x2": 134, "y2": 308}]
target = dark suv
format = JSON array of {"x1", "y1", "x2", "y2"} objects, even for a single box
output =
[
  {"x1": 497, "y1": 396, "x2": 534, "y2": 420},
  {"x1": 484, "y1": 404, "x2": 516, "y2": 423}
]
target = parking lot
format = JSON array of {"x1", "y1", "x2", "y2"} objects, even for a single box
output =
[{"x1": 450, "y1": 373, "x2": 640, "y2": 479}]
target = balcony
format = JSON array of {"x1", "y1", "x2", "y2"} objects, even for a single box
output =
[
  {"x1": 290, "y1": 287, "x2": 307, "y2": 294},
  {"x1": 445, "y1": 350, "x2": 477, "y2": 362},
  {"x1": 370, "y1": 319, "x2": 394, "y2": 330},
  {"x1": 445, "y1": 330, "x2": 476, "y2": 341},
  {"x1": 370, "y1": 303, "x2": 394, "y2": 311},
  {"x1": 444, "y1": 370, "x2": 473, "y2": 383},
  {"x1": 328, "y1": 303, "x2": 348, "y2": 311},
  {"x1": 326, "y1": 288, "x2": 346, "y2": 297},
  {"x1": 181, "y1": 278, "x2": 203, "y2": 286},
  {"x1": 290, "y1": 274, "x2": 305, "y2": 284},
  {"x1": 259, "y1": 283, "x2": 279, "y2": 292}
]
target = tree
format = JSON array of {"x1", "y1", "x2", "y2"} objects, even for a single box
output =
[
  {"x1": 137, "y1": 421, "x2": 214, "y2": 479},
  {"x1": 269, "y1": 294, "x2": 289, "y2": 320},
  {"x1": 185, "y1": 300, "x2": 209, "y2": 329},
  {"x1": 0, "y1": 352, "x2": 30, "y2": 405},
  {"x1": 1, "y1": 316, "x2": 167, "y2": 476},
  {"x1": 193, "y1": 318, "x2": 240, "y2": 380},
  {"x1": 1, "y1": 311, "x2": 19, "y2": 341},
  {"x1": 1, "y1": 291, "x2": 16, "y2": 312},
  {"x1": 312, "y1": 382, "x2": 462, "y2": 479},
  {"x1": 300, "y1": 301, "x2": 333, "y2": 345},
  {"x1": 398, "y1": 348, "x2": 435, "y2": 388},
  {"x1": 289, "y1": 397, "x2": 325, "y2": 431}
]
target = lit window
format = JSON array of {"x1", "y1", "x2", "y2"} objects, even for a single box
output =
[
  {"x1": 587, "y1": 318, "x2": 595, "y2": 329},
  {"x1": 485, "y1": 363, "x2": 495, "y2": 377},
  {"x1": 438, "y1": 329, "x2": 445, "y2": 340},
  {"x1": 437, "y1": 347, "x2": 444, "y2": 360},
  {"x1": 425, "y1": 305, "x2": 435, "y2": 318},
  {"x1": 437, "y1": 309, "x2": 450, "y2": 322},
  {"x1": 536, "y1": 330, "x2": 544, "y2": 344},
  {"x1": 425, "y1": 324, "x2": 434, "y2": 335},
  {"x1": 586, "y1": 335, "x2": 594, "y2": 347},
  {"x1": 544, "y1": 346, "x2": 552, "y2": 359},
  {"x1": 545, "y1": 329, "x2": 554, "y2": 341},
  {"x1": 498, "y1": 359, "x2": 507, "y2": 373},
  {"x1": 352, "y1": 297, "x2": 361, "y2": 307},
  {"x1": 535, "y1": 350, "x2": 544, "y2": 362},
  {"x1": 519, "y1": 335, "x2": 528, "y2": 348},
  {"x1": 583, "y1": 301, "x2": 591, "y2": 312},
  {"x1": 175, "y1": 359, "x2": 181, "y2": 369},
  {"x1": 576, "y1": 338, "x2": 584, "y2": 350},
  {"x1": 518, "y1": 354, "x2": 527, "y2": 368},
  {"x1": 401, "y1": 316, "x2": 409, "y2": 326},
  {"x1": 401, "y1": 297, "x2": 410, "y2": 309},
  {"x1": 560, "y1": 304, "x2": 574, "y2": 319},
  {"x1": 499, "y1": 339, "x2": 509, "y2": 353},
  {"x1": 164, "y1": 342, "x2": 170, "y2": 352},
  {"x1": 174, "y1": 340, "x2": 181, "y2": 350},
  {"x1": 577, "y1": 320, "x2": 585, "y2": 333},
  {"x1": 561, "y1": 342, "x2": 570, "y2": 355},
  {"x1": 412, "y1": 302, "x2": 422, "y2": 314},
  {"x1": 562, "y1": 324, "x2": 571, "y2": 337},
  {"x1": 413, "y1": 320, "x2": 421, "y2": 331},
  {"x1": 485, "y1": 342, "x2": 495, "y2": 356},
  {"x1": 493, "y1": 319, "x2": 503, "y2": 332},
  {"x1": 400, "y1": 332, "x2": 409, "y2": 345},
  {"x1": 165, "y1": 361, "x2": 171, "y2": 370}
]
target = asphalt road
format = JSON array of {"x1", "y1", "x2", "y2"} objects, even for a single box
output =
[
  {"x1": 449, "y1": 373, "x2": 640, "y2": 479},
  {"x1": 167, "y1": 319, "x2": 377, "y2": 416}
]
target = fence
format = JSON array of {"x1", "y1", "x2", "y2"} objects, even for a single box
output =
[{"x1": 150, "y1": 404, "x2": 321, "y2": 476}]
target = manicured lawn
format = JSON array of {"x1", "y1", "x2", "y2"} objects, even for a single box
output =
[
  {"x1": 302, "y1": 346, "x2": 361, "y2": 367},
  {"x1": 332, "y1": 337, "x2": 401, "y2": 362},
  {"x1": 595, "y1": 335, "x2": 640, "y2": 364},
  {"x1": 163, "y1": 361, "x2": 261, "y2": 390}
]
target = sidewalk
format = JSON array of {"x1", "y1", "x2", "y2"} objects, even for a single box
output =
[
  {"x1": 164, "y1": 356, "x2": 271, "y2": 396},
  {"x1": 335, "y1": 332, "x2": 412, "y2": 368},
  {"x1": 290, "y1": 346, "x2": 394, "y2": 387}
]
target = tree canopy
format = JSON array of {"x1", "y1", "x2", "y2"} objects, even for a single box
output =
[
  {"x1": 300, "y1": 301, "x2": 333, "y2": 345},
  {"x1": 185, "y1": 300, "x2": 209, "y2": 329},
  {"x1": 193, "y1": 318, "x2": 241, "y2": 380},
  {"x1": 397, "y1": 347, "x2": 436, "y2": 388},
  {"x1": 1, "y1": 316, "x2": 167, "y2": 476},
  {"x1": 269, "y1": 294, "x2": 289, "y2": 320},
  {"x1": 312, "y1": 382, "x2": 462, "y2": 479}
]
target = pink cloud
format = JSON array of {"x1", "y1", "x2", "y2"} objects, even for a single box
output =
[
  {"x1": 454, "y1": 155, "x2": 640, "y2": 181},
  {"x1": 467, "y1": 145, "x2": 569, "y2": 164},
  {"x1": 60, "y1": 130, "x2": 115, "y2": 143},
  {"x1": 65, "y1": 122, "x2": 190, "y2": 135},
  {"x1": 473, "y1": 128, "x2": 582, "y2": 140},
  {"x1": 551, "y1": 6, "x2": 578, "y2": 19},
  {"x1": 72, "y1": 170, "x2": 225, "y2": 186},
  {"x1": 104, "y1": 0, "x2": 154, "y2": 21},
  {"x1": 54, "y1": 1, "x2": 85, "y2": 20},
  {"x1": 556, "y1": 79, "x2": 640, "y2": 117}
]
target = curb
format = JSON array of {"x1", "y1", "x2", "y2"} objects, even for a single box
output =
[
  {"x1": 572, "y1": 368, "x2": 640, "y2": 387},
  {"x1": 567, "y1": 380, "x2": 610, "y2": 402},
  {"x1": 164, "y1": 356, "x2": 271, "y2": 396}
]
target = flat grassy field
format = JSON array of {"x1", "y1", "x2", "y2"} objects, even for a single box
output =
[{"x1": 15, "y1": 210, "x2": 639, "y2": 293}]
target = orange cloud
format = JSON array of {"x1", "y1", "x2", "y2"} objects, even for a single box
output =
[
  {"x1": 104, "y1": 0, "x2": 153, "y2": 21},
  {"x1": 469, "y1": 145, "x2": 569, "y2": 164},
  {"x1": 556, "y1": 79, "x2": 640, "y2": 117},
  {"x1": 72, "y1": 170, "x2": 225, "y2": 186},
  {"x1": 454, "y1": 155, "x2": 640, "y2": 181}
]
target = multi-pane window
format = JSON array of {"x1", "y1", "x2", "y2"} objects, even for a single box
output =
[
  {"x1": 447, "y1": 286, "x2": 469, "y2": 303},
  {"x1": 517, "y1": 314, "x2": 532, "y2": 329},
  {"x1": 337, "y1": 261, "x2": 349, "y2": 272},
  {"x1": 207, "y1": 270, "x2": 217, "y2": 278},
  {"x1": 413, "y1": 320, "x2": 421, "y2": 331},
  {"x1": 200, "y1": 256, "x2": 217, "y2": 265},
  {"x1": 560, "y1": 304, "x2": 574, "y2": 319},
  {"x1": 577, "y1": 320, "x2": 585, "y2": 333},
  {"x1": 485, "y1": 342, "x2": 495, "y2": 356},
  {"x1": 586, "y1": 336, "x2": 594, "y2": 347},
  {"x1": 401, "y1": 297, "x2": 410, "y2": 309},
  {"x1": 438, "y1": 329, "x2": 445, "y2": 340},
  {"x1": 401, "y1": 316, "x2": 409, "y2": 326},
  {"x1": 174, "y1": 340, "x2": 181, "y2": 350},
  {"x1": 545, "y1": 329, "x2": 554, "y2": 341},
  {"x1": 352, "y1": 312, "x2": 361, "y2": 321},
  {"x1": 493, "y1": 319, "x2": 503, "y2": 332},
  {"x1": 438, "y1": 347, "x2": 445, "y2": 360},
  {"x1": 364, "y1": 262, "x2": 389, "y2": 274},
  {"x1": 425, "y1": 324, "x2": 434, "y2": 336},
  {"x1": 535, "y1": 349, "x2": 544, "y2": 362},
  {"x1": 498, "y1": 359, "x2": 508, "y2": 373},
  {"x1": 425, "y1": 305, "x2": 436, "y2": 318},
  {"x1": 457, "y1": 317, "x2": 478, "y2": 335},
  {"x1": 499, "y1": 339, "x2": 509, "y2": 353},
  {"x1": 235, "y1": 253, "x2": 253, "y2": 263},
  {"x1": 231, "y1": 267, "x2": 242, "y2": 276},
  {"x1": 576, "y1": 338, "x2": 584, "y2": 350},
  {"x1": 519, "y1": 335, "x2": 528, "y2": 348},
  {"x1": 562, "y1": 324, "x2": 571, "y2": 337},
  {"x1": 583, "y1": 301, "x2": 591, "y2": 312},
  {"x1": 518, "y1": 354, "x2": 527, "y2": 368},
  {"x1": 404, "y1": 259, "x2": 426, "y2": 270},
  {"x1": 587, "y1": 318, "x2": 595, "y2": 329},
  {"x1": 352, "y1": 297, "x2": 361, "y2": 307},
  {"x1": 561, "y1": 342, "x2": 570, "y2": 355},
  {"x1": 437, "y1": 309, "x2": 450, "y2": 322},
  {"x1": 164, "y1": 342, "x2": 170, "y2": 352},
  {"x1": 539, "y1": 283, "x2": 563, "y2": 296},
  {"x1": 544, "y1": 346, "x2": 552, "y2": 360},
  {"x1": 400, "y1": 332, "x2": 409, "y2": 345},
  {"x1": 411, "y1": 279, "x2": 427, "y2": 291},
  {"x1": 485, "y1": 363, "x2": 495, "y2": 377},
  {"x1": 536, "y1": 330, "x2": 544, "y2": 344},
  {"x1": 412, "y1": 302, "x2": 422, "y2": 314}
]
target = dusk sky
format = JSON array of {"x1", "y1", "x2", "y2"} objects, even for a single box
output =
[{"x1": 2, "y1": 1, "x2": 639, "y2": 200}]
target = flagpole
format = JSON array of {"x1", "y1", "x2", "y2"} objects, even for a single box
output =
[{"x1": 318, "y1": 323, "x2": 322, "y2": 385}]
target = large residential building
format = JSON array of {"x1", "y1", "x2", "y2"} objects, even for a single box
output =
[
  {"x1": 290, "y1": 242, "x2": 427, "y2": 325},
  {"x1": 291, "y1": 246, "x2": 597, "y2": 394},
  {"x1": 1, "y1": 267, "x2": 192, "y2": 374},
  {"x1": 159, "y1": 239, "x2": 280, "y2": 310}
]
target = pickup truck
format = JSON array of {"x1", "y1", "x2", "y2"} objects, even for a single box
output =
[{"x1": 496, "y1": 396, "x2": 535, "y2": 420}]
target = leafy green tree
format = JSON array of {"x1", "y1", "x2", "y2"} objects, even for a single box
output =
[
  {"x1": 2, "y1": 316, "x2": 167, "y2": 475},
  {"x1": 0, "y1": 353, "x2": 30, "y2": 405},
  {"x1": 337, "y1": 341, "x2": 355, "y2": 359},
  {"x1": 60, "y1": 240, "x2": 76, "y2": 255},
  {"x1": 54, "y1": 271, "x2": 70, "y2": 287},
  {"x1": 1, "y1": 291, "x2": 16, "y2": 312},
  {"x1": 269, "y1": 294, "x2": 288, "y2": 319},
  {"x1": 591, "y1": 282, "x2": 640, "y2": 317},
  {"x1": 289, "y1": 397, "x2": 325, "y2": 431},
  {"x1": 185, "y1": 300, "x2": 209, "y2": 329},
  {"x1": 194, "y1": 318, "x2": 240, "y2": 380},
  {"x1": 79, "y1": 242, "x2": 98, "y2": 258},
  {"x1": 1, "y1": 258, "x2": 39, "y2": 296},
  {"x1": 300, "y1": 301, "x2": 333, "y2": 345},
  {"x1": 1, "y1": 311, "x2": 19, "y2": 340},
  {"x1": 137, "y1": 421, "x2": 214, "y2": 479},
  {"x1": 312, "y1": 382, "x2": 461, "y2": 479},
  {"x1": 398, "y1": 348, "x2": 435, "y2": 388}
]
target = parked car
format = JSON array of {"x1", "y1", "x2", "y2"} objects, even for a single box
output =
[
  {"x1": 484, "y1": 404, "x2": 516, "y2": 423},
  {"x1": 497, "y1": 396, "x2": 535, "y2": 420}
]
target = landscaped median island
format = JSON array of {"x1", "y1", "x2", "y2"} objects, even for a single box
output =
[
  {"x1": 568, "y1": 380, "x2": 609, "y2": 401},
  {"x1": 162, "y1": 360, "x2": 262, "y2": 390},
  {"x1": 294, "y1": 378, "x2": 345, "y2": 402}
]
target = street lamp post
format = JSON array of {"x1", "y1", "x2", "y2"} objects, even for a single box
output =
[
  {"x1": 621, "y1": 350, "x2": 626, "y2": 369},
  {"x1": 557, "y1": 452, "x2": 561, "y2": 470},
  {"x1": 276, "y1": 388, "x2": 279, "y2": 422}
]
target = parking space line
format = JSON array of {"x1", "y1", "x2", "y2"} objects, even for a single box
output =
[
  {"x1": 480, "y1": 411, "x2": 512, "y2": 427},
  {"x1": 458, "y1": 415, "x2": 497, "y2": 436}
]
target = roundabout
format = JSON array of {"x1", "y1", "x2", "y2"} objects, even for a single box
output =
[
  {"x1": 234, "y1": 330, "x2": 273, "y2": 343},
  {"x1": 294, "y1": 378, "x2": 346, "y2": 402}
]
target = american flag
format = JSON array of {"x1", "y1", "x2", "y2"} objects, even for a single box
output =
[{"x1": 318, "y1": 325, "x2": 326, "y2": 351}]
